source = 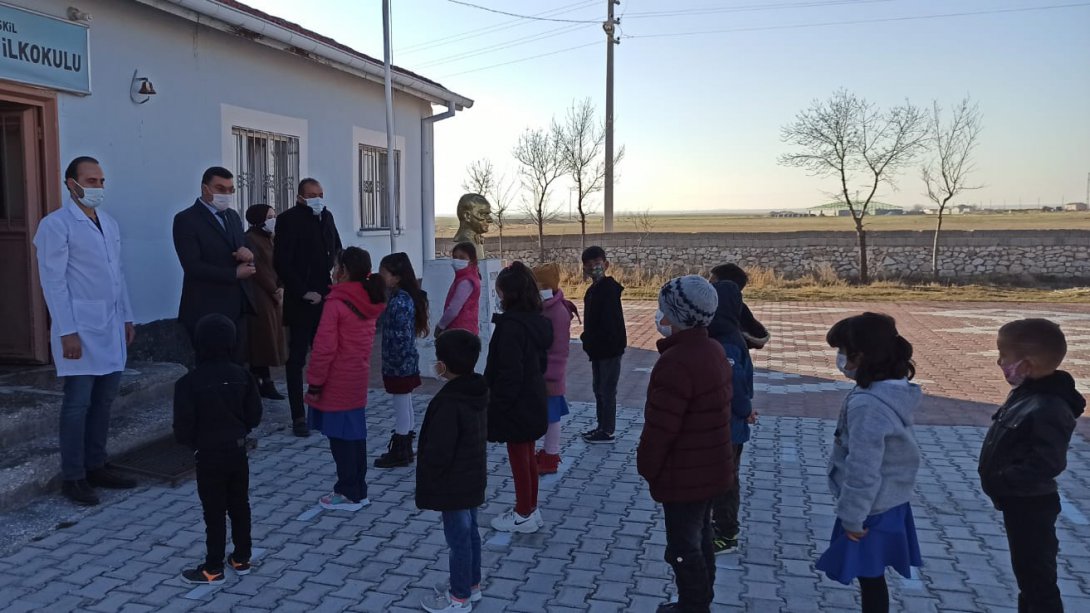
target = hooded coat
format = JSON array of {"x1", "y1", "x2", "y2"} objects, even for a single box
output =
[
  {"x1": 484, "y1": 310, "x2": 554, "y2": 443},
  {"x1": 305, "y1": 281, "x2": 385, "y2": 411},
  {"x1": 978, "y1": 370, "x2": 1086, "y2": 506},
  {"x1": 542, "y1": 290, "x2": 579, "y2": 397}
]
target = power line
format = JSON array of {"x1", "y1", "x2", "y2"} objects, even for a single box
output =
[
  {"x1": 624, "y1": 2, "x2": 1090, "y2": 39},
  {"x1": 445, "y1": 0, "x2": 601, "y2": 23},
  {"x1": 439, "y1": 41, "x2": 599, "y2": 78},
  {"x1": 401, "y1": 0, "x2": 596, "y2": 54},
  {"x1": 415, "y1": 23, "x2": 593, "y2": 69},
  {"x1": 624, "y1": 0, "x2": 895, "y2": 19}
]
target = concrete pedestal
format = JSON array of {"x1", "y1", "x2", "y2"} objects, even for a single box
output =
[{"x1": 418, "y1": 258, "x2": 502, "y2": 379}]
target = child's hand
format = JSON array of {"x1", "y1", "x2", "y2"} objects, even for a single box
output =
[
  {"x1": 846, "y1": 529, "x2": 869, "y2": 542},
  {"x1": 747, "y1": 410, "x2": 759, "y2": 425},
  {"x1": 305, "y1": 385, "x2": 322, "y2": 398}
]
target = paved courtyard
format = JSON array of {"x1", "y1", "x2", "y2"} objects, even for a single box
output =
[{"x1": 1, "y1": 301, "x2": 1090, "y2": 612}]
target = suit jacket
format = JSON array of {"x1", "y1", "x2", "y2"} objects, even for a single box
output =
[
  {"x1": 173, "y1": 199, "x2": 254, "y2": 328},
  {"x1": 273, "y1": 203, "x2": 342, "y2": 326}
]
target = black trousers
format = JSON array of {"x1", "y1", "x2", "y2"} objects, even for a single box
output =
[
  {"x1": 591, "y1": 356, "x2": 622, "y2": 435},
  {"x1": 286, "y1": 303, "x2": 323, "y2": 423},
  {"x1": 186, "y1": 315, "x2": 249, "y2": 365},
  {"x1": 196, "y1": 447, "x2": 251, "y2": 571},
  {"x1": 711, "y1": 443, "x2": 745, "y2": 538},
  {"x1": 662, "y1": 499, "x2": 715, "y2": 613},
  {"x1": 329, "y1": 437, "x2": 368, "y2": 503},
  {"x1": 999, "y1": 493, "x2": 1064, "y2": 613}
]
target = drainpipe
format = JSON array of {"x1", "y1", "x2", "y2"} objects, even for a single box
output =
[{"x1": 421, "y1": 101, "x2": 457, "y2": 264}]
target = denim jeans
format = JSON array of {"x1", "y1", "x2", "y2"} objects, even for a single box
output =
[
  {"x1": 196, "y1": 447, "x2": 251, "y2": 571},
  {"x1": 591, "y1": 356, "x2": 622, "y2": 435},
  {"x1": 442, "y1": 508, "x2": 482, "y2": 601},
  {"x1": 328, "y1": 437, "x2": 368, "y2": 502},
  {"x1": 60, "y1": 372, "x2": 123, "y2": 480},
  {"x1": 662, "y1": 499, "x2": 715, "y2": 613}
]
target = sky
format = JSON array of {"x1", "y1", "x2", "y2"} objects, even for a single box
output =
[{"x1": 244, "y1": 0, "x2": 1090, "y2": 216}]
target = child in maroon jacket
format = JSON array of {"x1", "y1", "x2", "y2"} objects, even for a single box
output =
[{"x1": 638, "y1": 275, "x2": 733, "y2": 613}]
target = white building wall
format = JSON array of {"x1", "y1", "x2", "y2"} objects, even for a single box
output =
[{"x1": 12, "y1": 0, "x2": 433, "y2": 324}]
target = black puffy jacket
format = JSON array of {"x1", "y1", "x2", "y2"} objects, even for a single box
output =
[
  {"x1": 978, "y1": 371, "x2": 1086, "y2": 505},
  {"x1": 416, "y1": 374, "x2": 489, "y2": 511},
  {"x1": 580, "y1": 277, "x2": 627, "y2": 360},
  {"x1": 484, "y1": 311, "x2": 553, "y2": 443}
]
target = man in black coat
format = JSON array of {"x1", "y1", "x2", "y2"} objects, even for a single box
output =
[
  {"x1": 173, "y1": 167, "x2": 255, "y2": 363},
  {"x1": 273, "y1": 178, "x2": 342, "y2": 437}
]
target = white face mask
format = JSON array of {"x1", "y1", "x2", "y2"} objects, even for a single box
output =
[
  {"x1": 655, "y1": 309, "x2": 673, "y2": 337},
  {"x1": 451, "y1": 259, "x2": 470, "y2": 271},
  {"x1": 211, "y1": 193, "x2": 233, "y2": 212},
  {"x1": 540, "y1": 289, "x2": 554, "y2": 300},
  {"x1": 305, "y1": 197, "x2": 324, "y2": 215},
  {"x1": 263, "y1": 218, "x2": 276, "y2": 234},
  {"x1": 836, "y1": 352, "x2": 858, "y2": 379},
  {"x1": 77, "y1": 187, "x2": 105, "y2": 209}
]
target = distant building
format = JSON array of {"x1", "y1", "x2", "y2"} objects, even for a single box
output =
[
  {"x1": 807, "y1": 201, "x2": 904, "y2": 216},
  {"x1": 1065, "y1": 202, "x2": 1089, "y2": 212}
]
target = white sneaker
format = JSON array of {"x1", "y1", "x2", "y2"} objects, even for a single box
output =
[
  {"x1": 433, "y1": 582, "x2": 483, "y2": 603},
  {"x1": 319, "y1": 493, "x2": 370, "y2": 511},
  {"x1": 490, "y1": 509, "x2": 540, "y2": 533},
  {"x1": 530, "y1": 509, "x2": 544, "y2": 529},
  {"x1": 421, "y1": 591, "x2": 472, "y2": 612}
]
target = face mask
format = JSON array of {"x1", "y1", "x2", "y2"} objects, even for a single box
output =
[
  {"x1": 1001, "y1": 359, "x2": 1026, "y2": 386},
  {"x1": 451, "y1": 259, "x2": 470, "y2": 271},
  {"x1": 540, "y1": 289, "x2": 554, "y2": 300},
  {"x1": 211, "y1": 193, "x2": 233, "y2": 212},
  {"x1": 77, "y1": 186, "x2": 105, "y2": 209},
  {"x1": 655, "y1": 309, "x2": 672, "y2": 338},
  {"x1": 586, "y1": 265, "x2": 605, "y2": 281},
  {"x1": 836, "y1": 352, "x2": 857, "y2": 380},
  {"x1": 263, "y1": 218, "x2": 276, "y2": 233},
  {"x1": 305, "y1": 197, "x2": 324, "y2": 215}
]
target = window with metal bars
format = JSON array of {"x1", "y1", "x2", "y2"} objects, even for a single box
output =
[
  {"x1": 232, "y1": 126, "x2": 300, "y2": 214},
  {"x1": 358, "y1": 143, "x2": 401, "y2": 231}
]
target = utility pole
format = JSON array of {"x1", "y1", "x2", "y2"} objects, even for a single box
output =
[
  {"x1": 382, "y1": 0, "x2": 397, "y2": 252},
  {"x1": 603, "y1": 0, "x2": 620, "y2": 233}
]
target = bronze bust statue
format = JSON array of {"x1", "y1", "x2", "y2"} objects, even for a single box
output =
[{"x1": 453, "y1": 193, "x2": 493, "y2": 257}]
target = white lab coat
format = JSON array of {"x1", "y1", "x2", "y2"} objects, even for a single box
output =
[{"x1": 33, "y1": 200, "x2": 133, "y2": 377}]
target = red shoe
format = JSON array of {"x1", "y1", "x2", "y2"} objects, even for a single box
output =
[{"x1": 536, "y1": 449, "x2": 560, "y2": 475}]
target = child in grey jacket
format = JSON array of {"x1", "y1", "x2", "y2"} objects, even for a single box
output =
[{"x1": 817, "y1": 313, "x2": 923, "y2": 613}]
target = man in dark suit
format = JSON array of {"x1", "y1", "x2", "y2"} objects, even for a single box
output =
[
  {"x1": 274, "y1": 178, "x2": 342, "y2": 437},
  {"x1": 173, "y1": 167, "x2": 256, "y2": 363}
]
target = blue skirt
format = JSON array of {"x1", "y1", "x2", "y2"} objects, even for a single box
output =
[
  {"x1": 308, "y1": 406, "x2": 368, "y2": 441},
  {"x1": 816, "y1": 502, "x2": 923, "y2": 585},
  {"x1": 547, "y1": 396, "x2": 569, "y2": 424}
]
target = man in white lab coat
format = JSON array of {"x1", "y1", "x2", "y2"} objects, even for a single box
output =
[{"x1": 33, "y1": 156, "x2": 138, "y2": 506}]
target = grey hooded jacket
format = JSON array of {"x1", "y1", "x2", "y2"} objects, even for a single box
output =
[{"x1": 827, "y1": 379, "x2": 922, "y2": 533}]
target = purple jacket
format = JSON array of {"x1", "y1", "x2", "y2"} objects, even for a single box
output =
[{"x1": 542, "y1": 290, "x2": 579, "y2": 396}]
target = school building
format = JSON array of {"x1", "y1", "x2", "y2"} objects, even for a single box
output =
[{"x1": 0, "y1": 0, "x2": 473, "y2": 365}]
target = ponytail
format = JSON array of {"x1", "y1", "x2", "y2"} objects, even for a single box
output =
[
  {"x1": 336, "y1": 247, "x2": 387, "y2": 305},
  {"x1": 826, "y1": 312, "x2": 914, "y2": 388}
]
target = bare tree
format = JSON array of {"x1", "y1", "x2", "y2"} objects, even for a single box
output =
[
  {"x1": 922, "y1": 98, "x2": 983, "y2": 278},
  {"x1": 628, "y1": 207, "x2": 657, "y2": 268},
  {"x1": 555, "y1": 98, "x2": 625, "y2": 250},
  {"x1": 780, "y1": 89, "x2": 928, "y2": 283},
  {"x1": 488, "y1": 173, "x2": 516, "y2": 261},
  {"x1": 462, "y1": 158, "x2": 495, "y2": 195},
  {"x1": 513, "y1": 127, "x2": 564, "y2": 261}
]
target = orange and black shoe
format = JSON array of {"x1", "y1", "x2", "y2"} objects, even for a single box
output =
[
  {"x1": 227, "y1": 555, "x2": 251, "y2": 575},
  {"x1": 180, "y1": 564, "x2": 225, "y2": 585}
]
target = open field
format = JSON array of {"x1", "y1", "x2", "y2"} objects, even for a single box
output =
[{"x1": 436, "y1": 210, "x2": 1090, "y2": 237}]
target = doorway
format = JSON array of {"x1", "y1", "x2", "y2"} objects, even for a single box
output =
[{"x1": 0, "y1": 83, "x2": 60, "y2": 364}]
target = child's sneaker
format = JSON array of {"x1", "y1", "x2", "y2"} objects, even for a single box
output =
[
  {"x1": 530, "y1": 508, "x2": 544, "y2": 529},
  {"x1": 227, "y1": 555, "x2": 251, "y2": 575},
  {"x1": 713, "y1": 534, "x2": 738, "y2": 555},
  {"x1": 536, "y1": 450, "x2": 560, "y2": 475},
  {"x1": 490, "y1": 509, "x2": 540, "y2": 533},
  {"x1": 180, "y1": 564, "x2": 225, "y2": 585},
  {"x1": 582, "y1": 430, "x2": 615, "y2": 444},
  {"x1": 319, "y1": 493, "x2": 369, "y2": 511},
  {"x1": 433, "y1": 582, "x2": 483, "y2": 603},
  {"x1": 421, "y1": 591, "x2": 472, "y2": 612},
  {"x1": 581, "y1": 427, "x2": 600, "y2": 439}
]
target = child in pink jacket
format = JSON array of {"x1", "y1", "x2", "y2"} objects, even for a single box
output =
[
  {"x1": 305, "y1": 247, "x2": 386, "y2": 511},
  {"x1": 532, "y1": 264, "x2": 579, "y2": 474}
]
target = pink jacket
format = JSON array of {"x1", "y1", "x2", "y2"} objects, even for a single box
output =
[
  {"x1": 305, "y1": 281, "x2": 385, "y2": 411},
  {"x1": 442, "y1": 265, "x2": 481, "y2": 334},
  {"x1": 542, "y1": 289, "x2": 579, "y2": 396}
]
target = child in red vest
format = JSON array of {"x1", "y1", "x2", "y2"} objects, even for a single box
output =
[
  {"x1": 305, "y1": 247, "x2": 386, "y2": 511},
  {"x1": 435, "y1": 242, "x2": 482, "y2": 337}
]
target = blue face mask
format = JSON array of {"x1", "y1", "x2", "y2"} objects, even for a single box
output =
[
  {"x1": 836, "y1": 352, "x2": 857, "y2": 379},
  {"x1": 305, "y1": 197, "x2": 324, "y2": 215}
]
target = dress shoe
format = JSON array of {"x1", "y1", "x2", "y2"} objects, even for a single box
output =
[
  {"x1": 86, "y1": 466, "x2": 137, "y2": 489},
  {"x1": 62, "y1": 479, "x2": 100, "y2": 506}
]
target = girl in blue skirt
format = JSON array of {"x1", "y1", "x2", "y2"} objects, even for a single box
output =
[{"x1": 818, "y1": 313, "x2": 923, "y2": 613}]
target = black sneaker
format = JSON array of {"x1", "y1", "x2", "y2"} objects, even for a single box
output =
[
  {"x1": 656, "y1": 604, "x2": 683, "y2": 612},
  {"x1": 292, "y1": 420, "x2": 310, "y2": 438},
  {"x1": 61, "y1": 480, "x2": 100, "y2": 506},
  {"x1": 180, "y1": 565, "x2": 225, "y2": 585},
  {"x1": 583, "y1": 430, "x2": 615, "y2": 444},
  {"x1": 581, "y1": 427, "x2": 601, "y2": 439},
  {"x1": 713, "y1": 535, "x2": 738, "y2": 555},
  {"x1": 227, "y1": 555, "x2": 251, "y2": 575},
  {"x1": 86, "y1": 466, "x2": 136, "y2": 489}
]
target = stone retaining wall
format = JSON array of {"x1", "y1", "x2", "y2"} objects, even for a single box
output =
[{"x1": 437, "y1": 230, "x2": 1090, "y2": 279}]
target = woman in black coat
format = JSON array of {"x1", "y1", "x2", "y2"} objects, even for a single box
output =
[{"x1": 485, "y1": 262, "x2": 553, "y2": 534}]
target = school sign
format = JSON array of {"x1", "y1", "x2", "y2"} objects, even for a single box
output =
[{"x1": 0, "y1": 2, "x2": 90, "y2": 94}]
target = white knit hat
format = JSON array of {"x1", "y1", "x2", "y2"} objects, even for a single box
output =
[{"x1": 658, "y1": 275, "x2": 718, "y2": 330}]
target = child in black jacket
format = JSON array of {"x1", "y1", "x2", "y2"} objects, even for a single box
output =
[
  {"x1": 579, "y1": 246, "x2": 627, "y2": 443},
  {"x1": 417, "y1": 329, "x2": 489, "y2": 612},
  {"x1": 174, "y1": 314, "x2": 263, "y2": 585},
  {"x1": 979, "y1": 318, "x2": 1086, "y2": 613}
]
